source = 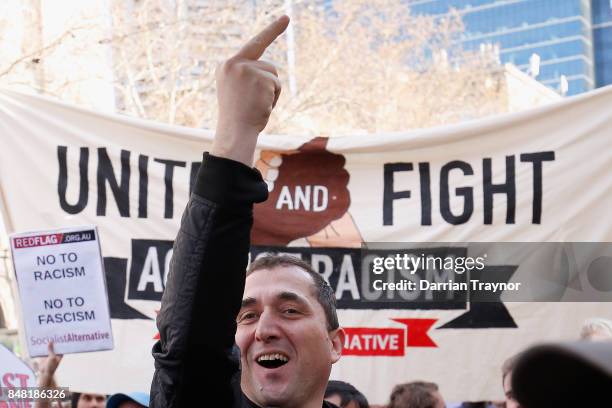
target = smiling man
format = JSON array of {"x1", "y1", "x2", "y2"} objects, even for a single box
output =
[
  {"x1": 238, "y1": 256, "x2": 343, "y2": 407},
  {"x1": 149, "y1": 15, "x2": 344, "y2": 408}
]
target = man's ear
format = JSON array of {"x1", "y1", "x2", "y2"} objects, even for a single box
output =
[{"x1": 330, "y1": 327, "x2": 345, "y2": 364}]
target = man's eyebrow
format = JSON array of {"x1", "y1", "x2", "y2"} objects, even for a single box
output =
[
  {"x1": 277, "y1": 291, "x2": 309, "y2": 307},
  {"x1": 240, "y1": 292, "x2": 310, "y2": 308},
  {"x1": 240, "y1": 297, "x2": 257, "y2": 309}
]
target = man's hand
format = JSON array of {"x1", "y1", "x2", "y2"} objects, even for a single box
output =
[
  {"x1": 35, "y1": 342, "x2": 64, "y2": 408},
  {"x1": 38, "y1": 341, "x2": 63, "y2": 386},
  {"x1": 212, "y1": 15, "x2": 290, "y2": 166}
]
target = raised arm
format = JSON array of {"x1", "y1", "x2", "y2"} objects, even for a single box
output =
[
  {"x1": 35, "y1": 341, "x2": 63, "y2": 408},
  {"x1": 150, "y1": 16, "x2": 289, "y2": 408}
]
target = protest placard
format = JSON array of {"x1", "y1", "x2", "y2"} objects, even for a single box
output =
[
  {"x1": 10, "y1": 226, "x2": 113, "y2": 357},
  {"x1": 0, "y1": 344, "x2": 36, "y2": 407}
]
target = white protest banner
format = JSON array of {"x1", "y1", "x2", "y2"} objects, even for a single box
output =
[
  {"x1": 9, "y1": 226, "x2": 113, "y2": 357},
  {"x1": 0, "y1": 86, "x2": 611, "y2": 401},
  {"x1": 0, "y1": 344, "x2": 36, "y2": 406}
]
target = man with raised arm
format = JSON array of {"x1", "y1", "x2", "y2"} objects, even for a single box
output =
[{"x1": 150, "y1": 16, "x2": 345, "y2": 408}]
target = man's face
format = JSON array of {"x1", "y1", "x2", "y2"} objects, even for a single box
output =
[
  {"x1": 77, "y1": 393, "x2": 106, "y2": 408},
  {"x1": 236, "y1": 266, "x2": 344, "y2": 407},
  {"x1": 503, "y1": 372, "x2": 521, "y2": 408}
]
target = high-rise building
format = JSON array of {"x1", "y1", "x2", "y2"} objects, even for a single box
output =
[
  {"x1": 408, "y1": 0, "x2": 612, "y2": 96},
  {"x1": 593, "y1": 0, "x2": 612, "y2": 88}
]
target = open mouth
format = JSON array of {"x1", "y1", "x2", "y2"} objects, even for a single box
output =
[{"x1": 256, "y1": 353, "x2": 289, "y2": 369}]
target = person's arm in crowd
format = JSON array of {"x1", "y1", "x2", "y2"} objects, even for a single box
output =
[
  {"x1": 149, "y1": 16, "x2": 289, "y2": 408},
  {"x1": 35, "y1": 341, "x2": 63, "y2": 408}
]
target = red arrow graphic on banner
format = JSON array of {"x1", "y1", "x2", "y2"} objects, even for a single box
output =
[
  {"x1": 342, "y1": 318, "x2": 437, "y2": 356},
  {"x1": 392, "y1": 318, "x2": 437, "y2": 347}
]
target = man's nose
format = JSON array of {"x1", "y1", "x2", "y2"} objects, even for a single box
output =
[{"x1": 254, "y1": 310, "x2": 281, "y2": 342}]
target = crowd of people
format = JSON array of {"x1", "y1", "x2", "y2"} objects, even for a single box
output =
[{"x1": 30, "y1": 317, "x2": 612, "y2": 407}]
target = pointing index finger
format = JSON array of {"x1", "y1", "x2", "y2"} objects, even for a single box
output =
[{"x1": 235, "y1": 15, "x2": 290, "y2": 60}]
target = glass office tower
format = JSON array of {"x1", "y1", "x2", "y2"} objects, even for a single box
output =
[
  {"x1": 408, "y1": 0, "x2": 611, "y2": 95},
  {"x1": 593, "y1": 0, "x2": 612, "y2": 87}
]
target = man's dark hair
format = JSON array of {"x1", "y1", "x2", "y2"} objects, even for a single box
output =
[
  {"x1": 324, "y1": 380, "x2": 369, "y2": 408},
  {"x1": 247, "y1": 254, "x2": 339, "y2": 330},
  {"x1": 388, "y1": 381, "x2": 441, "y2": 408}
]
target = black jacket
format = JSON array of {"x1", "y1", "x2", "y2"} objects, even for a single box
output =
[{"x1": 150, "y1": 153, "x2": 337, "y2": 408}]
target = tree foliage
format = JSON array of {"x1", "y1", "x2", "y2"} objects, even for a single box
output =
[{"x1": 1, "y1": 0, "x2": 506, "y2": 134}]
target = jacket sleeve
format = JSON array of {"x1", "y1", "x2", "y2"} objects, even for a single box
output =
[{"x1": 150, "y1": 152, "x2": 268, "y2": 407}]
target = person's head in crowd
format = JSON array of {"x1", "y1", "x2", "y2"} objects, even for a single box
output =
[
  {"x1": 580, "y1": 317, "x2": 612, "y2": 341},
  {"x1": 501, "y1": 354, "x2": 521, "y2": 408},
  {"x1": 236, "y1": 255, "x2": 345, "y2": 408},
  {"x1": 71, "y1": 392, "x2": 107, "y2": 408},
  {"x1": 387, "y1": 381, "x2": 445, "y2": 408},
  {"x1": 511, "y1": 341, "x2": 612, "y2": 406},
  {"x1": 106, "y1": 392, "x2": 150, "y2": 408},
  {"x1": 324, "y1": 380, "x2": 369, "y2": 408}
]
